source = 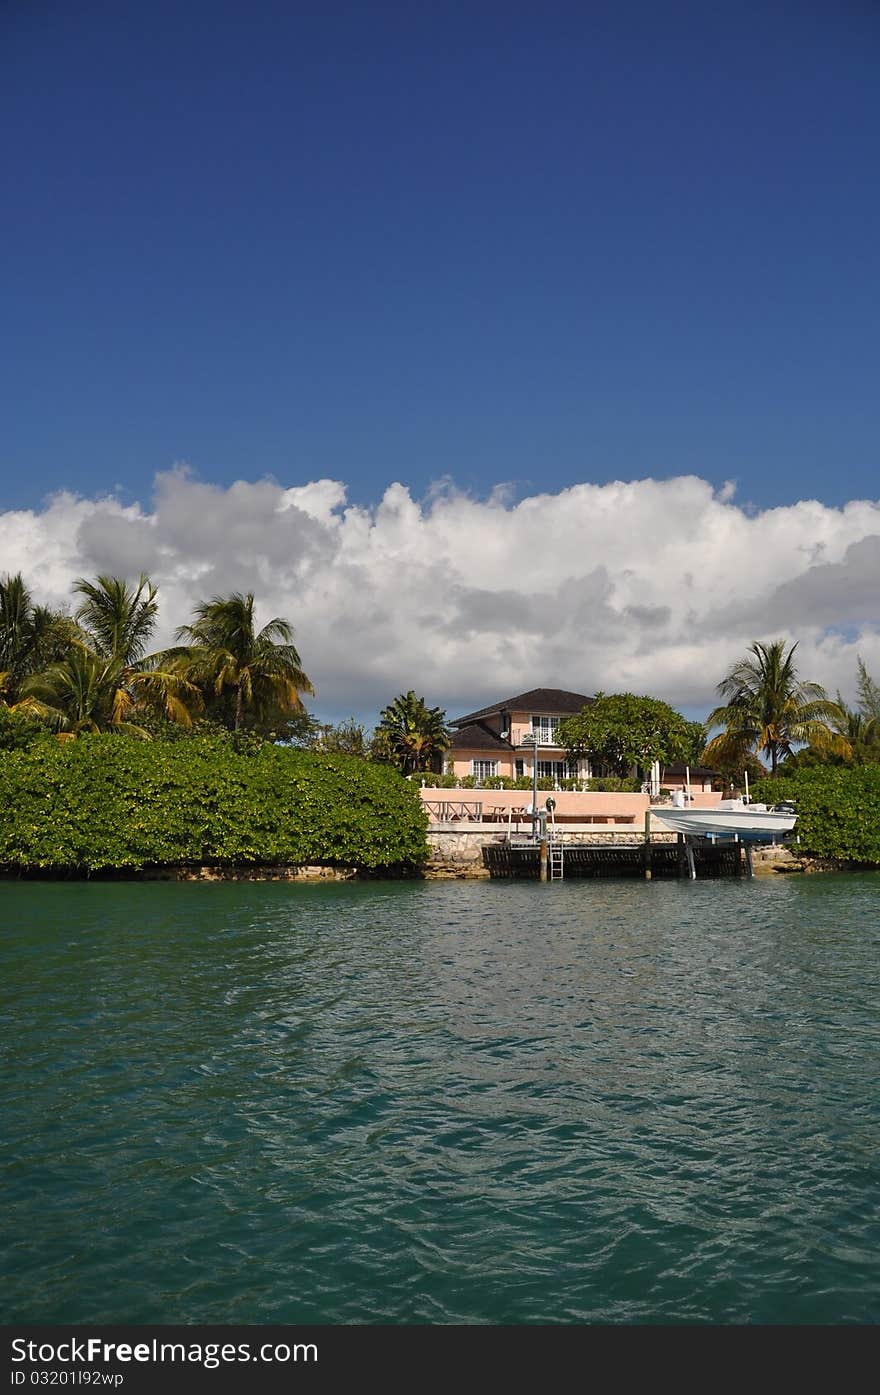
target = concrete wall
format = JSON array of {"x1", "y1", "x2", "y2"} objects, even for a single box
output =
[{"x1": 420, "y1": 788, "x2": 721, "y2": 826}]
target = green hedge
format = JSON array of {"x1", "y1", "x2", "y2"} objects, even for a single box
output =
[
  {"x1": 411, "y1": 774, "x2": 641, "y2": 792},
  {"x1": 752, "y1": 766, "x2": 880, "y2": 864},
  {"x1": 0, "y1": 736, "x2": 429, "y2": 873}
]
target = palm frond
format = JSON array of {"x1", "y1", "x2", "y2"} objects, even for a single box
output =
[
  {"x1": 74, "y1": 574, "x2": 159, "y2": 664},
  {"x1": 172, "y1": 593, "x2": 313, "y2": 731}
]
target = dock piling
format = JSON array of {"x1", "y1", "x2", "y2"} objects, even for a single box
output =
[{"x1": 685, "y1": 839, "x2": 697, "y2": 880}]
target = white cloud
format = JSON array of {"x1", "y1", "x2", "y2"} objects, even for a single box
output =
[{"x1": 2, "y1": 468, "x2": 879, "y2": 722}]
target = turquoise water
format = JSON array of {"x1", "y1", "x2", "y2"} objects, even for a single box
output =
[{"x1": 2, "y1": 876, "x2": 879, "y2": 1324}]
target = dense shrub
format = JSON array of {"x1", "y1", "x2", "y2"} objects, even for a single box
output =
[
  {"x1": 0, "y1": 707, "x2": 52, "y2": 752},
  {"x1": 411, "y1": 773, "x2": 641, "y2": 793},
  {"x1": 585, "y1": 777, "x2": 642, "y2": 793},
  {"x1": 752, "y1": 766, "x2": 880, "y2": 864},
  {"x1": 0, "y1": 736, "x2": 429, "y2": 873}
]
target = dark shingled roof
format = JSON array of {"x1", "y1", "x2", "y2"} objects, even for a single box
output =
[
  {"x1": 450, "y1": 721, "x2": 514, "y2": 752},
  {"x1": 662, "y1": 763, "x2": 719, "y2": 779},
  {"x1": 452, "y1": 688, "x2": 593, "y2": 728}
]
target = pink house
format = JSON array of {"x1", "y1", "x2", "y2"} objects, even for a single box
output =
[
  {"x1": 447, "y1": 688, "x2": 718, "y2": 791},
  {"x1": 448, "y1": 688, "x2": 594, "y2": 782}
]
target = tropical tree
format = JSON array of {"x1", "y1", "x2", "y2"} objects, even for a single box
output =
[
  {"x1": 310, "y1": 718, "x2": 369, "y2": 756},
  {"x1": 827, "y1": 696, "x2": 879, "y2": 762},
  {"x1": 0, "y1": 703, "x2": 50, "y2": 751},
  {"x1": 171, "y1": 592, "x2": 314, "y2": 733},
  {"x1": 703, "y1": 639, "x2": 847, "y2": 775},
  {"x1": 683, "y1": 719, "x2": 708, "y2": 767},
  {"x1": 785, "y1": 656, "x2": 880, "y2": 769},
  {"x1": 705, "y1": 746, "x2": 769, "y2": 793},
  {"x1": 20, "y1": 650, "x2": 148, "y2": 737},
  {"x1": 856, "y1": 655, "x2": 880, "y2": 724},
  {"x1": 11, "y1": 573, "x2": 200, "y2": 737},
  {"x1": 376, "y1": 691, "x2": 450, "y2": 774},
  {"x1": 0, "y1": 573, "x2": 80, "y2": 705},
  {"x1": 73, "y1": 573, "x2": 159, "y2": 664},
  {"x1": 20, "y1": 647, "x2": 202, "y2": 738},
  {"x1": 559, "y1": 693, "x2": 694, "y2": 777}
]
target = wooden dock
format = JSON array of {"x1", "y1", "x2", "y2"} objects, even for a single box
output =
[{"x1": 482, "y1": 838, "x2": 743, "y2": 879}]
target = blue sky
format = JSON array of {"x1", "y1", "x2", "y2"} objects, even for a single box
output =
[
  {"x1": 3, "y1": 0, "x2": 878, "y2": 514},
  {"x1": 3, "y1": 1, "x2": 879, "y2": 725}
]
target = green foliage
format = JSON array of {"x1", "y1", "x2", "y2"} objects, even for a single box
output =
[
  {"x1": 377, "y1": 691, "x2": 450, "y2": 774},
  {"x1": 584, "y1": 776, "x2": 643, "y2": 792},
  {"x1": 1, "y1": 573, "x2": 80, "y2": 703},
  {"x1": 73, "y1": 574, "x2": 159, "y2": 664},
  {"x1": 683, "y1": 720, "x2": 708, "y2": 766},
  {"x1": 708, "y1": 748, "x2": 768, "y2": 791},
  {"x1": 0, "y1": 706, "x2": 53, "y2": 752},
  {"x1": 812, "y1": 661, "x2": 880, "y2": 767},
  {"x1": 705, "y1": 639, "x2": 844, "y2": 774},
  {"x1": 0, "y1": 737, "x2": 429, "y2": 873},
  {"x1": 171, "y1": 591, "x2": 314, "y2": 734},
  {"x1": 856, "y1": 656, "x2": 880, "y2": 723},
  {"x1": 408, "y1": 772, "x2": 465, "y2": 788},
  {"x1": 367, "y1": 724, "x2": 396, "y2": 764},
  {"x1": 309, "y1": 717, "x2": 369, "y2": 756},
  {"x1": 133, "y1": 709, "x2": 306, "y2": 756},
  {"x1": 559, "y1": 693, "x2": 694, "y2": 775},
  {"x1": 410, "y1": 772, "x2": 641, "y2": 792},
  {"x1": 751, "y1": 766, "x2": 880, "y2": 864}
]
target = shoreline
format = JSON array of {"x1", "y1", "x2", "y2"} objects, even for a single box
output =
[{"x1": 1, "y1": 851, "x2": 877, "y2": 881}]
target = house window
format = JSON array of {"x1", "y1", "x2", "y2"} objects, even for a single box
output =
[
  {"x1": 472, "y1": 760, "x2": 497, "y2": 780},
  {"x1": 531, "y1": 716, "x2": 561, "y2": 743},
  {"x1": 537, "y1": 760, "x2": 577, "y2": 781},
  {"x1": 514, "y1": 759, "x2": 524, "y2": 778}
]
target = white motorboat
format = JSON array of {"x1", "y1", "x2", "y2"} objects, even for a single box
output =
[{"x1": 653, "y1": 799, "x2": 797, "y2": 840}]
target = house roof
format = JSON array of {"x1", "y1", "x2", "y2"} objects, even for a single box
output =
[
  {"x1": 451, "y1": 688, "x2": 593, "y2": 727},
  {"x1": 449, "y1": 721, "x2": 513, "y2": 752},
  {"x1": 662, "y1": 763, "x2": 719, "y2": 779}
]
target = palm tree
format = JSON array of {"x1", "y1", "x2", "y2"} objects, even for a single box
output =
[
  {"x1": 377, "y1": 691, "x2": 450, "y2": 774},
  {"x1": 11, "y1": 573, "x2": 201, "y2": 737},
  {"x1": 73, "y1": 573, "x2": 159, "y2": 664},
  {"x1": 20, "y1": 646, "x2": 202, "y2": 738},
  {"x1": 830, "y1": 697, "x2": 877, "y2": 753},
  {"x1": 786, "y1": 658, "x2": 880, "y2": 768},
  {"x1": 172, "y1": 593, "x2": 314, "y2": 732},
  {"x1": 19, "y1": 650, "x2": 150, "y2": 737},
  {"x1": 704, "y1": 639, "x2": 847, "y2": 775},
  {"x1": 0, "y1": 573, "x2": 80, "y2": 705}
]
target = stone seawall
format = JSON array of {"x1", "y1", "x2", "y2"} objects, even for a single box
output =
[
  {"x1": 424, "y1": 828, "x2": 822, "y2": 879},
  {"x1": 425, "y1": 830, "x2": 491, "y2": 878},
  {"x1": 424, "y1": 827, "x2": 680, "y2": 878},
  {"x1": 749, "y1": 845, "x2": 808, "y2": 874}
]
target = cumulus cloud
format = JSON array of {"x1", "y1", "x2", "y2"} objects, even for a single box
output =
[{"x1": 1, "y1": 467, "x2": 879, "y2": 721}]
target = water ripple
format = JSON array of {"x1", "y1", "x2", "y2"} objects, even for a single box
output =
[{"x1": 2, "y1": 875, "x2": 879, "y2": 1323}]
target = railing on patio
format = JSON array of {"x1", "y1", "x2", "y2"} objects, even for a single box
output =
[{"x1": 423, "y1": 800, "x2": 484, "y2": 822}]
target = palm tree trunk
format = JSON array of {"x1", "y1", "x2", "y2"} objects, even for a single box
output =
[{"x1": 235, "y1": 684, "x2": 243, "y2": 732}]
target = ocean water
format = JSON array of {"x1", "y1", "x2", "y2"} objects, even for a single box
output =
[{"x1": 2, "y1": 875, "x2": 879, "y2": 1324}]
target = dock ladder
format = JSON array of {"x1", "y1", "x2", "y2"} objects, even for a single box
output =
[{"x1": 549, "y1": 835, "x2": 565, "y2": 880}]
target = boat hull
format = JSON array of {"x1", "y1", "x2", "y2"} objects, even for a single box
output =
[{"x1": 653, "y1": 808, "x2": 797, "y2": 838}]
